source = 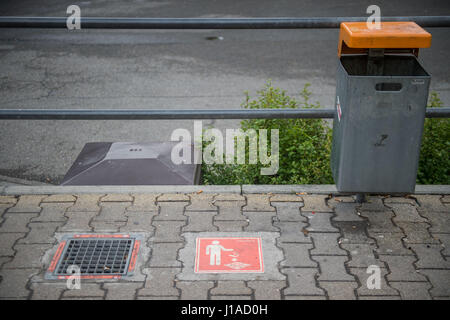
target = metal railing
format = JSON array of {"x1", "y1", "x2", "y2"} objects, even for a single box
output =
[
  {"x1": 1, "y1": 16, "x2": 450, "y2": 29},
  {"x1": 0, "y1": 108, "x2": 449, "y2": 120},
  {"x1": 0, "y1": 16, "x2": 449, "y2": 120}
]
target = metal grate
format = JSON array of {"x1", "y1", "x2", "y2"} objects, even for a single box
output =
[{"x1": 55, "y1": 238, "x2": 134, "y2": 276}]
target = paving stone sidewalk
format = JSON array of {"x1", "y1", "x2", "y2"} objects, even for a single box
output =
[{"x1": 0, "y1": 192, "x2": 449, "y2": 300}]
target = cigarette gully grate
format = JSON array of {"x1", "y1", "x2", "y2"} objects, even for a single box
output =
[{"x1": 47, "y1": 235, "x2": 141, "y2": 279}]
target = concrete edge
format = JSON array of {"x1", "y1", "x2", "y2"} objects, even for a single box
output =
[
  {"x1": 243, "y1": 184, "x2": 450, "y2": 195},
  {"x1": 1, "y1": 184, "x2": 449, "y2": 195},
  {"x1": 414, "y1": 185, "x2": 450, "y2": 194},
  {"x1": 0, "y1": 185, "x2": 242, "y2": 195},
  {"x1": 242, "y1": 184, "x2": 339, "y2": 194}
]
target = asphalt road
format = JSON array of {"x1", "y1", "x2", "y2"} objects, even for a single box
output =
[{"x1": 0, "y1": 0, "x2": 449, "y2": 184}]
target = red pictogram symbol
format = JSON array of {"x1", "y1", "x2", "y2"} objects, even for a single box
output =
[{"x1": 195, "y1": 237, "x2": 264, "y2": 273}]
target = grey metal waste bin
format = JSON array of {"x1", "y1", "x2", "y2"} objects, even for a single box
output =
[{"x1": 331, "y1": 22, "x2": 432, "y2": 193}]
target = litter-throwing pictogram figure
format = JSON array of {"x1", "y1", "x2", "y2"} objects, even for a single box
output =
[{"x1": 206, "y1": 240, "x2": 233, "y2": 265}]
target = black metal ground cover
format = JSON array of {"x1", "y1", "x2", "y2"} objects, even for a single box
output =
[{"x1": 46, "y1": 234, "x2": 143, "y2": 280}]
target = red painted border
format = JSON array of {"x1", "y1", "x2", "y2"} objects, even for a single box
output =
[
  {"x1": 48, "y1": 241, "x2": 66, "y2": 272},
  {"x1": 128, "y1": 240, "x2": 141, "y2": 272},
  {"x1": 73, "y1": 234, "x2": 130, "y2": 239},
  {"x1": 57, "y1": 275, "x2": 122, "y2": 280}
]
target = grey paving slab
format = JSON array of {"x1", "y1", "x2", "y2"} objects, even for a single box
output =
[
  {"x1": 0, "y1": 196, "x2": 17, "y2": 204},
  {"x1": 243, "y1": 194, "x2": 275, "y2": 212},
  {"x1": 398, "y1": 222, "x2": 440, "y2": 245},
  {"x1": 319, "y1": 281, "x2": 358, "y2": 300},
  {"x1": 302, "y1": 195, "x2": 332, "y2": 212},
  {"x1": 41, "y1": 195, "x2": 76, "y2": 203},
  {"x1": 272, "y1": 202, "x2": 305, "y2": 222},
  {"x1": 278, "y1": 243, "x2": 317, "y2": 268},
  {"x1": 0, "y1": 257, "x2": 12, "y2": 268},
  {"x1": 329, "y1": 200, "x2": 364, "y2": 222},
  {"x1": 358, "y1": 296, "x2": 401, "y2": 300},
  {"x1": 383, "y1": 197, "x2": 418, "y2": 206},
  {"x1": 379, "y1": 255, "x2": 428, "y2": 282},
  {"x1": 0, "y1": 233, "x2": 25, "y2": 256},
  {"x1": 315, "y1": 256, "x2": 355, "y2": 281},
  {"x1": 210, "y1": 281, "x2": 252, "y2": 295},
  {"x1": 62, "y1": 283, "x2": 105, "y2": 298},
  {"x1": 282, "y1": 268, "x2": 324, "y2": 296},
  {"x1": 244, "y1": 211, "x2": 278, "y2": 232},
  {"x1": 342, "y1": 243, "x2": 384, "y2": 268},
  {"x1": 6, "y1": 195, "x2": 44, "y2": 213},
  {"x1": 390, "y1": 282, "x2": 432, "y2": 300},
  {"x1": 416, "y1": 210, "x2": 450, "y2": 233},
  {"x1": 274, "y1": 221, "x2": 311, "y2": 243},
  {"x1": 0, "y1": 213, "x2": 38, "y2": 233},
  {"x1": 31, "y1": 203, "x2": 71, "y2": 222},
  {"x1": 415, "y1": 195, "x2": 448, "y2": 212},
  {"x1": 154, "y1": 201, "x2": 188, "y2": 221},
  {"x1": 310, "y1": 233, "x2": 347, "y2": 256},
  {"x1": 213, "y1": 220, "x2": 248, "y2": 232},
  {"x1": 418, "y1": 269, "x2": 450, "y2": 297},
  {"x1": 183, "y1": 211, "x2": 218, "y2": 232},
  {"x1": 100, "y1": 194, "x2": 133, "y2": 202},
  {"x1": 350, "y1": 267, "x2": 399, "y2": 297},
  {"x1": 210, "y1": 295, "x2": 252, "y2": 300},
  {"x1": 186, "y1": 193, "x2": 217, "y2": 211},
  {"x1": 95, "y1": 203, "x2": 129, "y2": 222},
  {"x1": 59, "y1": 211, "x2": 97, "y2": 232},
  {"x1": 0, "y1": 268, "x2": 39, "y2": 298},
  {"x1": 151, "y1": 221, "x2": 186, "y2": 242},
  {"x1": 334, "y1": 221, "x2": 375, "y2": 245},
  {"x1": 248, "y1": 280, "x2": 285, "y2": 300},
  {"x1": 360, "y1": 211, "x2": 401, "y2": 233},
  {"x1": 408, "y1": 244, "x2": 450, "y2": 269},
  {"x1": 91, "y1": 220, "x2": 126, "y2": 232},
  {"x1": 18, "y1": 222, "x2": 61, "y2": 244},
  {"x1": 104, "y1": 283, "x2": 143, "y2": 300},
  {"x1": 147, "y1": 242, "x2": 183, "y2": 267},
  {"x1": 270, "y1": 194, "x2": 303, "y2": 202},
  {"x1": 120, "y1": 211, "x2": 156, "y2": 233},
  {"x1": 302, "y1": 212, "x2": 338, "y2": 232},
  {"x1": 433, "y1": 233, "x2": 450, "y2": 257},
  {"x1": 30, "y1": 282, "x2": 67, "y2": 300},
  {"x1": 359, "y1": 198, "x2": 388, "y2": 212},
  {"x1": 157, "y1": 194, "x2": 190, "y2": 202},
  {"x1": 128, "y1": 194, "x2": 159, "y2": 212},
  {"x1": 213, "y1": 200, "x2": 247, "y2": 221},
  {"x1": 177, "y1": 281, "x2": 215, "y2": 300},
  {"x1": 372, "y1": 232, "x2": 414, "y2": 256},
  {"x1": 284, "y1": 295, "x2": 327, "y2": 300},
  {"x1": 3, "y1": 244, "x2": 52, "y2": 269},
  {"x1": 388, "y1": 204, "x2": 427, "y2": 223},
  {"x1": 138, "y1": 267, "x2": 181, "y2": 297},
  {"x1": 69, "y1": 195, "x2": 102, "y2": 212},
  {"x1": 0, "y1": 203, "x2": 13, "y2": 221}
]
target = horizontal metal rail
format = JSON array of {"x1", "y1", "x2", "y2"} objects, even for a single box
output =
[
  {"x1": 0, "y1": 108, "x2": 449, "y2": 120},
  {"x1": 0, "y1": 16, "x2": 449, "y2": 29}
]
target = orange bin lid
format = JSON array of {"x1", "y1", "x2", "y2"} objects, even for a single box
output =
[{"x1": 338, "y1": 22, "x2": 431, "y2": 57}]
